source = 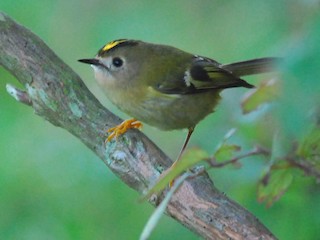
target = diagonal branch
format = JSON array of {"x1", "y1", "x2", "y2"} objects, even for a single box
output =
[{"x1": 0, "y1": 12, "x2": 276, "y2": 240}]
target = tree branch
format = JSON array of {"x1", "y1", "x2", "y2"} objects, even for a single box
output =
[{"x1": 0, "y1": 12, "x2": 276, "y2": 240}]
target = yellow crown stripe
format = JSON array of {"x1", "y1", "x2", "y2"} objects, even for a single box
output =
[{"x1": 102, "y1": 39, "x2": 128, "y2": 52}]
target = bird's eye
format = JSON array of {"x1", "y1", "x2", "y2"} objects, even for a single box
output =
[{"x1": 112, "y1": 57, "x2": 123, "y2": 67}]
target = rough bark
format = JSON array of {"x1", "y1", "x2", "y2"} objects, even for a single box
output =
[{"x1": 0, "y1": 12, "x2": 276, "y2": 240}]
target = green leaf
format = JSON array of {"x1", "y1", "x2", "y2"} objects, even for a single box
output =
[
  {"x1": 294, "y1": 126, "x2": 320, "y2": 177},
  {"x1": 257, "y1": 163, "x2": 293, "y2": 207},
  {"x1": 241, "y1": 78, "x2": 280, "y2": 114},
  {"x1": 143, "y1": 148, "x2": 208, "y2": 200},
  {"x1": 213, "y1": 128, "x2": 240, "y2": 162},
  {"x1": 214, "y1": 144, "x2": 241, "y2": 162},
  {"x1": 297, "y1": 126, "x2": 320, "y2": 164}
]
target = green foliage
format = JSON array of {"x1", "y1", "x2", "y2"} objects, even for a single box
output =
[
  {"x1": 214, "y1": 143, "x2": 241, "y2": 162},
  {"x1": 254, "y1": 125, "x2": 320, "y2": 207},
  {"x1": 297, "y1": 126, "x2": 320, "y2": 170},
  {"x1": 213, "y1": 129, "x2": 241, "y2": 163},
  {"x1": 257, "y1": 162, "x2": 293, "y2": 208}
]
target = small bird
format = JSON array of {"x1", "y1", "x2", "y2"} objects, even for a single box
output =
[{"x1": 79, "y1": 39, "x2": 278, "y2": 166}]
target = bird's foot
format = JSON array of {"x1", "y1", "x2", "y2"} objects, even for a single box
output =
[{"x1": 105, "y1": 118, "x2": 142, "y2": 143}]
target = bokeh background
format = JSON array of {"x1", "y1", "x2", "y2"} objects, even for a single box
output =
[{"x1": 1, "y1": 1, "x2": 320, "y2": 239}]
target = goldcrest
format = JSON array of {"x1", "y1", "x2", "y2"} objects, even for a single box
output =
[{"x1": 79, "y1": 39, "x2": 278, "y2": 150}]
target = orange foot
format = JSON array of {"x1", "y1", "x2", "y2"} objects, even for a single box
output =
[{"x1": 105, "y1": 118, "x2": 142, "y2": 143}]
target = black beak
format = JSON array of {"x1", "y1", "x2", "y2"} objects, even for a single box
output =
[{"x1": 78, "y1": 58, "x2": 101, "y2": 66}]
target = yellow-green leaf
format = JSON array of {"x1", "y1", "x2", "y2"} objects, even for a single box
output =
[
  {"x1": 214, "y1": 144, "x2": 241, "y2": 162},
  {"x1": 143, "y1": 148, "x2": 208, "y2": 200},
  {"x1": 212, "y1": 128, "x2": 240, "y2": 163},
  {"x1": 295, "y1": 126, "x2": 320, "y2": 175},
  {"x1": 297, "y1": 127, "x2": 320, "y2": 161},
  {"x1": 241, "y1": 78, "x2": 280, "y2": 114},
  {"x1": 257, "y1": 165, "x2": 293, "y2": 207}
]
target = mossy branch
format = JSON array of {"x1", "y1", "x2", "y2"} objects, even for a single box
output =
[{"x1": 0, "y1": 12, "x2": 276, "y2": 240}]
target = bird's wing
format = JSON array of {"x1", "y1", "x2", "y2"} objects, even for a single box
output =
[{"x1": 155, "y1": 56, "x2": 254, "y2": 95}]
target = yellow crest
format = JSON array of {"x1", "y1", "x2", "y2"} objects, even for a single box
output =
[
  {"x1": 101, "y1": 39, "x2": 128, "y2": 52},
  {"x1": 98, "y1": 39, "x2": 138, "y2": 56}
]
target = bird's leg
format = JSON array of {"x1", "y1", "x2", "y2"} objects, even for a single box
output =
[
  {"x1": 105, "y1": 118, "x2": 142, "y2": 143},
  {"x1": 171, "y1": 126, "x2": 195, "y2": 169},
  {"x1": 167, "y1": 127, "x2": 194, "y2": 186}
]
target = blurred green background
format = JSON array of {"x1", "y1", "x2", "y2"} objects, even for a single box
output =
[{"x1": 1, "y1": 1, "x2": 320, "y2": 239}]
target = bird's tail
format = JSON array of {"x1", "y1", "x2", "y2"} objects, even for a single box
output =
[{"x1": 221, "y1": 57, "x2": 281, "y2": 77}]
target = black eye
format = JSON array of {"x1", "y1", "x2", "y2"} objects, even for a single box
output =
[{"x1": 112, "y1": 57, "x2": 123, "y2": 67}]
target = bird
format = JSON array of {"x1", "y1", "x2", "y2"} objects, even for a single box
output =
[{"x1": 79, "y1": 39, "x2": 279, "y2": 171}]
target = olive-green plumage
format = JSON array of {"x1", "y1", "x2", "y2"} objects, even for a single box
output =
[{"x1": 79, "y1": 39, "x2": 278, "y2": 131}]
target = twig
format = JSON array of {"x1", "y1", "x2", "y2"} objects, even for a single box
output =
[
  {"x1": 208, "y1": 145, "x2": 270, "y2": 168},
  {"x1": 6, "y1": 84, "x2": 32, "y2": 106}
]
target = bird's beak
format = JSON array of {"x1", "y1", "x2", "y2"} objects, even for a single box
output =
[{"x1": 78, "y1": 58, "x2": 101, "y2": 66}]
